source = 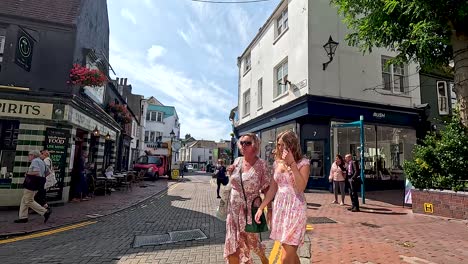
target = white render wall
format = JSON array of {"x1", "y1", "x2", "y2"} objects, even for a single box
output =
[{"x1": 237, "y1": 0, "x2": 421, "y2": 126}]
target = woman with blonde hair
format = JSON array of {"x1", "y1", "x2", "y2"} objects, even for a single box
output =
[
  {"x1": 224, "y1": 133, "x2": 271, "y2": 264},
  {"x1": 255, "y1": 130, "x2": 310, "y2": 264}
]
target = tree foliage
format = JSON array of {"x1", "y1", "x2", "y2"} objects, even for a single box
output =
[
  {"x1": 403, "y1": 111, "x2": 468, "y2": 191},
  {"x1": 331, "y1": 0, "x2": 468, "y2": 67}
]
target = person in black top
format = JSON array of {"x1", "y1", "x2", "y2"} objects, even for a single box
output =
[
  {"x1": 345, "y1": 154, "x2": 361, "y2": 212},
  {"x1": 215, "y1": 159, "x2": 227, "y2": 198}
]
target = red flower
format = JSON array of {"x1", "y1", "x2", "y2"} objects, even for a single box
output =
[{"x1": 68, "y1": 64, "x2": 107, "y2": 87}]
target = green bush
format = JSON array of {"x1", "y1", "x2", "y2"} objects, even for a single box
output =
[{"x1": 404, "y1": 111, "x2": 468, "y2": 191}]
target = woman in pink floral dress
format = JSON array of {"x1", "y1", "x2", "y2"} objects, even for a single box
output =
[
  {"x1": 255, "y1": 130, "x2": 310, "y2": 264},
  {"x1": 224, "y1": 133, "x2": 270, "y2": 264}
]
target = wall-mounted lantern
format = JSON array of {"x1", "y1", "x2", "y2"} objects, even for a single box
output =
[{"x1": 322, "y1": 35, "x2": 339, "y2": 70}]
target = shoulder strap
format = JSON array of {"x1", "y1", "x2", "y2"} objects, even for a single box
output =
[{"x1": 238, "y1": 158, "x2": 249, "y2": 219}]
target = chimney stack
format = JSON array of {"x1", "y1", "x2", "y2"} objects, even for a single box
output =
[
  {"x1": 116, "y1": 77, "x2": 120, "y2": 84},
  {"x1": 124, "y1": 78, "x2": 128, "y2": 86}
]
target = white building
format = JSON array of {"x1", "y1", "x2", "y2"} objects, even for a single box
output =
[
  {"x1": 235, "y1": 0, "x2": 423, "y2": 190},
  {"x1": 179, "y1": 140, "x2": 217, "y2": 170},
  {"x1": 141, "y1": 97, "x2": 180, "y2": 163}
]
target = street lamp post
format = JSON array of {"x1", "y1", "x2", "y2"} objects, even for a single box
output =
[{"x1": 169, "y1": 130, "x2": 175, "y2": 177}]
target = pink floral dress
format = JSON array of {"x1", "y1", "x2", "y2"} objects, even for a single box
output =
[
  {"x1": 270, "y1": 158, "x2": 310, "y2": 246},
  {"x1": 224, "y1": 157, "x2": 271, "y2": 263}
]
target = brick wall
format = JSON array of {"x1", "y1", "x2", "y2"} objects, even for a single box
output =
[{"x1": 412, "y1": 189, "x2": 468, "y2": 220}]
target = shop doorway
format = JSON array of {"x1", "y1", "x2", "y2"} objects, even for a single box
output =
[
  {"x1": 304, "y1": 139, "x2": 329, "y2": 189},
  {"x1": 70, "y1": 129, "x2": 86, "y2": 200}
]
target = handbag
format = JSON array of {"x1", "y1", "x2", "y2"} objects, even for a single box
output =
[
  {"x1": 23, "y1": 174, "x2": 46, "y2": 191},
  {"x1": 239, "y1": 158, "x2": 268, "y2": 233},
  {"x1": 216, "y1": 177, "x2": 232, "y2": 221},
  {"x1": 44, "y1": 158, "x2": 57, "y2": 189}
]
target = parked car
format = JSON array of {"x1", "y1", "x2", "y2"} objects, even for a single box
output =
[
  {"x1": 133, "y1": 155, "x2": 169, "y2": 181},
  {"x1": 186, "y1": 164, "x2": 194, "y2": 172}
]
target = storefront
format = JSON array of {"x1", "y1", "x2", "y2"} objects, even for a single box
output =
[
  {"x1": 235, "y1": 95, "x2": 424, "y2": 190},
  {"x1": 0, "y1": 95, "x2": 120, "y2": 206}
]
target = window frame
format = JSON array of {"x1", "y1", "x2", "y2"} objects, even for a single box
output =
[
  {"x1": 276, "y1": 8, "x2": 288, "y2": 37},
  {"x1": 381, "y1": 56, "x2": 408, "y2": 94},
  {"x1": 157, "y1": 112, "x2": 163, "y2": 122},
  {"x1": 244, "y1": 53, "x2": 251, "y2": 74},
  {"x1": 437, "y1": 81, "x2": 449, "y2": 115},
  {"x1": 449, "y1": 82, "x2": 457, "y2": 112},
  {"x1": 144, "y1": 131, "x2": 149, "y2": 142},
  {"x1": 243, "y1": 89, "x2": 251, "y2": 117},
  {"x1": 0, "y1": 33, "x2": 5, "y2": 64},
  {"x1": 274, "y1": 59, "x2": 288, "y2": 98}
]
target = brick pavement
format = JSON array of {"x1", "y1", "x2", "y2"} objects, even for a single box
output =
[
  {"x1": 305, "y1": 190, "x2": 468, "y2": 264},
  {"x1": 0, "y1": 179, "x2": 175, "y2": 238}
]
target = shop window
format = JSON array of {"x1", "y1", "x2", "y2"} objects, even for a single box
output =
[
  {"x1": 332, "y1": 122, "x2": 416, "y2": 184},
  {"x1": 0, "y1": 120, "x2": 19, "y2": 176},
  {"x1": 437, "y1": 81, "x2": 449, "y2": 115},
  {"x1": 243, "y1": 89, "x2": 250, "y2": 116},
  {"x1": 381, "y1": 56, "x2": 407, "y2": 94},
  {"x1": 274, "y1": 59, "x2": 288, "y2": 98}
]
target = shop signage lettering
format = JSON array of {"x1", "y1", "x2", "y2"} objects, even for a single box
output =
[
  {"x1": 373, "y1": 112, "x2": 386, "y2": 119},
  {"x1": 0, "y1": 99, "x2": 53, "y2": 119},
  {"x1": 68, "y1": 107, "x2": 116, "y2": 140},
  {"x1": 44, "y1": 128, "x2": 70, "y2": 201}
]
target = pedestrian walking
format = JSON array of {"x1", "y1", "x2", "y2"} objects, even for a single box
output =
[
  {"x1": 14, "y1": 150, "x2": 52, "y2": 223},
  {"x1": 255, "y1": 130, "x2": 310, "y2": 264},
  {"x1": 224, "y1": 133, "x2": 270, "y2": 264},
  {"x1": 34, "y1": 150, "x2": 55, "y2": 209},
  {"x1": 215, "y1": 159, "x2": 227, "y2": 198},
  {"x1": 329, "y1": 154, "x2": 347, "y2": 205},
  {"x1": 345, "y1": 154, "x2": 361, "y2": 212}
]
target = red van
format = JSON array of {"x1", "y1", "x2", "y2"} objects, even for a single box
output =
[{"x1": 133, "y1": 155, "x2": 169, "y2": 180}]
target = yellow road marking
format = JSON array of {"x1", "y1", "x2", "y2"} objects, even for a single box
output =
[
  {"x1": 269, "y1": 241, "x2": 282, "y2": 264},
  {"x1": 268, "y1": 225, "x2": 313, "y2": 263},
  {"x1": 0, "y1": 221, "x2": 96, "y2": 245}
]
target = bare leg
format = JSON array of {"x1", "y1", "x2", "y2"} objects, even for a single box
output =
[
  {"x1": 281, "y1": 244, "x2": 300, "y2": 264},
  {"x1": 252, "y1": 247, "x2": 268, "y2": 264},
  {"x1": 227, "y1": 252, "x2": 240, "y2": 264}
]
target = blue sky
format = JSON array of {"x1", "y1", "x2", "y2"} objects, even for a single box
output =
[{"x1": 107, "y1": 0, "x2": 280, "y2": 141}]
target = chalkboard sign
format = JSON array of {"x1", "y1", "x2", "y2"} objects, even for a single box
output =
[{"x1": 44, "y1": 128, "x2": 70, "y2": 201}]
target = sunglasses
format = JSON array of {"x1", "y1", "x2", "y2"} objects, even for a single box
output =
[{"x1": 240, "y1": 141, "x2": 252, "y2": 146}]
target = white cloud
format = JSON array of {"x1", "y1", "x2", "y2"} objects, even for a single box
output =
[
  {"x1": 147, "y1": 45, "x2": 166, "y2": 62},
  {"x1": 121, "y1": 8, "x2": 137, "y2": 25},
  {"x1": 228, "y1": 6, "x2": 251, "y2": 45},
  {"x1": 203, "y1": 44, "x2": 223, "y2": 61},
  {"x1": 110, "y1": 38, "x2": 235, "y2": 140},
  {"x1": 177, "y1": 30, "x2": 192, "y2": 46}
]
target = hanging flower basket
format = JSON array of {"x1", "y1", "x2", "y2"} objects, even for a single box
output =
[
  {"x1": 68, "y1": 64, "x2": 107, "y2": 87},
  {"x1": 107, "y1": 103, "x2": 132, "y2": 124}
]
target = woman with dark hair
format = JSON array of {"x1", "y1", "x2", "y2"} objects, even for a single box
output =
[
  {"x1": 224, "y1": 133, "x2": 270, "y2": 264},
  {"x1": 255, "y1": 130, "x2": 310, "y2": 264},
  {"x1": 329, "y1": 154, "x2": 347, "y2": 205}
]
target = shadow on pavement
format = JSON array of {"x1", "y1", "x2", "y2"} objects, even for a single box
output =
[{"x1": 364, "y1": 190, "x2": 406, "y2": 206}]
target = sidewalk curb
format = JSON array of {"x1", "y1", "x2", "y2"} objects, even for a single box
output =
[{"x1": 0, "y1": 182, "x2": 178, "y2": 239}]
